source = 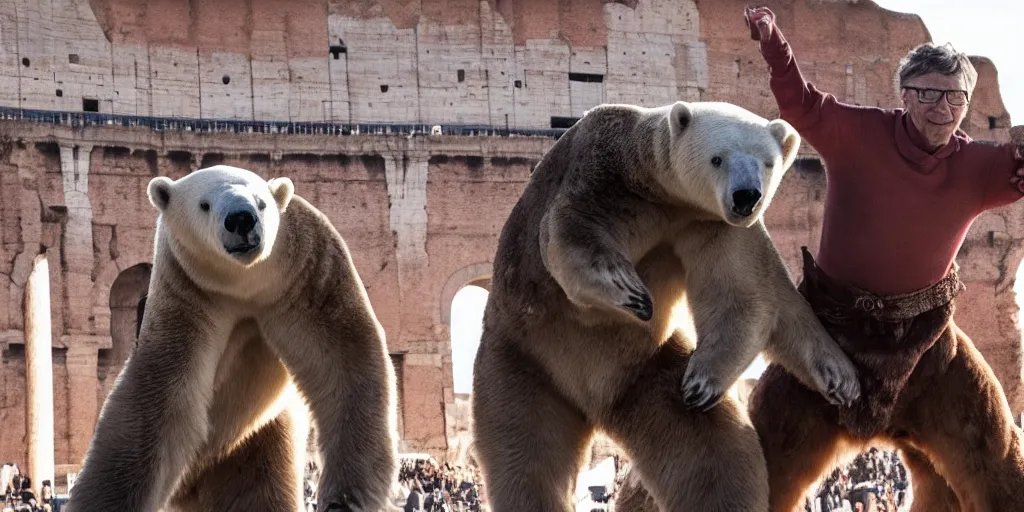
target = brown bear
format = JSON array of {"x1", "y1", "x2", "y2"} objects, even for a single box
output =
[{"x1": 471, "y1": 100, "x2": 862, "y2": 511}]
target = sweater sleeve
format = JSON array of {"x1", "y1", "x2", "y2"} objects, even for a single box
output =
[
  {"x1": 759, "y1": 25, "x2": 861, "y2": 155},
  {"x1": 979, "y1": 142, "x2": 1024, "y2": 210}
]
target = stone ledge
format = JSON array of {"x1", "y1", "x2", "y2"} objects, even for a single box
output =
[
  {"x1": 58, "y1": 334, "x2": 113, "y2": 350},
  {"x1": 0, "y1": 329, "x2": 23, "y2": 349},
  {"x1": 1, "y1": 120, "x2": 560, "y2": 161}
]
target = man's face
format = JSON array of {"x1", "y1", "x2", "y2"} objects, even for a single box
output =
[{"x1": 900, "y1": 71, "x2": 971, "y2": 150}]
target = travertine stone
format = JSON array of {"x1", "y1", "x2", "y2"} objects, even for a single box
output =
[
  {"x1": 25, "y1": 254, "x2": 55, "y2": 496},
  {"x1": 0, "y1": 0, "x2": 1021, "y2": 467}
]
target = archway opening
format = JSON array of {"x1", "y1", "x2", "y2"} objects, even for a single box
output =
[
  {"x1": 451, "y1": 282, "x2": 489, "y2": 396},
  {"x1": 99, "y1": 264, "x2": 151, "y2": 398},
  {"x1": 445, "y1": 280, "x2": 489, "y2": 475}
]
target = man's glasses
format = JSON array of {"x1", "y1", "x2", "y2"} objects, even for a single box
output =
[{"x1": 902, "y1": 86, "x2": 969, "y2": 106}]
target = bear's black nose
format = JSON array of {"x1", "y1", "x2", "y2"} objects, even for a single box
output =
[
  {"x1": 732, "y1": 189, "x2": 762, "y2": 217},
  {"x1": 225, "y1": 210, "x2": 257, "y2": 236}
]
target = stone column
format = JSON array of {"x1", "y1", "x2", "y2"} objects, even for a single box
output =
[
  {"x1": 63, "y1": 336, "x2": 107, "y2": 467},
  {"x1": 24, "y1": 253, "x2": 55, "y2": 494},
  {"x1": 59, "y1": 144, "x2": 96, "y2": 333},
  {"x1": 383, "y1": 152, "x2": 429, "y2": 270},
  {"x1": 384, "y1": 152, "x2": 448, "y2": 456}
]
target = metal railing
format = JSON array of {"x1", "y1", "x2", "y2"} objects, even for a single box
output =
[{"x1": 0, "y1": 106, "x2": 568, "y2": 139}]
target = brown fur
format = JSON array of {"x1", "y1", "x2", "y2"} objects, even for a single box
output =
[
  {"x1": 750, "y1": 301, "x2": 1024, "y2": 511},
  {"x1": 797, "y1": 249, "x2": 966, "y2": 439},
  {"x1": 472, "y1": 102, "x2": 861, "y2": 511},
  {"x1": 66, "y1": 167, "x2": 398, "y2": 512},
  {"x1": 614, "y1": 469, "x2": 660, "y2": 512}
]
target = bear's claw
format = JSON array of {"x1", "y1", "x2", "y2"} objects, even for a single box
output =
[
  {"x1": 813, "y1": 357, "x2": 861, "y2": 408},
  {"x1": 681, "y1": 374, "x2": 725, "y2": 412},
  {"x1": 622, "y1": 292, "x2": 654, "y2": 321}
]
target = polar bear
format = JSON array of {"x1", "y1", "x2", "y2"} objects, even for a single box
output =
[
  {"x1": 471, "y1": 101, "x2": 862, "y2": 511},
  {"x1": 66, "y1": 165, "x2": 398, "y2": 512}
]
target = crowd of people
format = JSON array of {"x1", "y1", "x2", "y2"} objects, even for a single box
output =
[
  {"x1": 395, "y1": 457, "x2": 483, "y2": 512},
  {"x1": 805, "y1": 448, "x2": 910, "y2": 512},
  {"x1": 0, "y1": 446, "x2": 924, "y2": 512},
  {"x1": 1, "y1": 464, "x2": 53, "y2": 512}
]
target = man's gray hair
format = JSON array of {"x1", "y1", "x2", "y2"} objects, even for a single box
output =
[{"x1": 895, "y1": 42, "x2": 978, "y2": 96}]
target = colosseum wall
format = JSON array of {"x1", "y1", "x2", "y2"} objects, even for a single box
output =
[{"x1": 0, "y1": 0, "x2": 1022, "y2": 477}]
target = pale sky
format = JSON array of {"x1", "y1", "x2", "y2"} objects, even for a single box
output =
[
  {"x1": 874, "y1": 0, "x2": 1021, "y2": 123},
  {"x1": 450, "y1": 1, "x2": 1020, "y2": 393},
  {"x1": 451, "y1": 285, "x2": 487, "y2": 393}
]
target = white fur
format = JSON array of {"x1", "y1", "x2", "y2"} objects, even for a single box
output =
[{"x1": 652, "y1": 101, "x2": 800, "y2": 226}]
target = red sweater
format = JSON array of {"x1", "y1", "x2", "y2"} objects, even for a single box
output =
[{"x1": 760, "y1": 28, "x2": 1024, "y2": 294}]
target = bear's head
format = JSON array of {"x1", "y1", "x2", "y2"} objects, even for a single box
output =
[
  {"x1": 659, "y1": 101, "x2": 801, "y2": 227},
  {"x1": 147, "y1": 165, "x2": 294, "y2": 267}
]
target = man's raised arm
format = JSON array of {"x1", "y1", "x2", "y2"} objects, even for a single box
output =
[{"x1": 745, "y1": 6, "x2": 857, "y2": 145}]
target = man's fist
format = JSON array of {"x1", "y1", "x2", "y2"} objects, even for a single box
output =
[{"x1": 744, "y1": 6, "x2": 775, "y2": 43}]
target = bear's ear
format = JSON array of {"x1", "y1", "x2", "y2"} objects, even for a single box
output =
[
  {"x1": 147, "y1": 177, "x2": 174, "y2": 212},
  {"x1": 268, "y1": 177, "x2": 295, "y2": 210},
  {"x1": 767, "y1": 119, "x2": 801, "y2": 170},
  {"x1": 669, "y1": 101, "x2": 693, "y2": 138}
]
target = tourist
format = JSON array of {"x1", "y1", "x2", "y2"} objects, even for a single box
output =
[{"x1": 743, "y1": 5, "x2": 1024, "y2": 510}]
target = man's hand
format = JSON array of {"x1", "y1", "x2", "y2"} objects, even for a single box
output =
[{"x1": 744, "y1": 6, "x2": 775, "y2": 43}]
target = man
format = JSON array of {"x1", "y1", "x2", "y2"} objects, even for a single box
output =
[{"x1": 743, "y1": 6, "x2": 1024, "y2": 511}]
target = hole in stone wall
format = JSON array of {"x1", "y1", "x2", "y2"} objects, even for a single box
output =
[
  {"x1": 795, "y1": 157, "x2": 824, "y2": 173},
  {"x1": 167, "y1": 150, "x2": 192, "y2": 164},
  {"x1": 457, "y1": 69, "x2": 465, "y2": 82},
  {"x1": 380, "y1": 84, "x2": 389, "y2": 93},
  {"x1": 568, "y1": 72, "x2": 604, "y2": 83},
  {"x1": 82, "y1": 98, "x2": 99, "y2": 112},
  {"x1": 514, "y1": 80, "x2": 522, "y2": 88},
  {"x1": 4, "y1": 343, "x2": 26, "y2": 361},
  {"x1": 96, "y1": 349, "x2": 111, "y2": 378},
  {"x1": 55, "y1": 89, "x2": 63, "y2": 97},
  {"x1": 68, "y1": 54, "x2": 79, "y2": 64},
  {"x1": 387, "y1": 353, "x2": 406, "y2": 436},
  {"x1": 34, "y1": 142, "x2": 60, "y2": 157},
  {"x1": 222, "y1": 75, "x2": 231, "y2": 85},
  {"x1": 550, "y1": 116, "x2": 580, "y2": 129},
  {"x1": 201, "y1": 153, "x2": 225, "y2": 168},
  {"x1": 329, "y1": 40, "x2": 348, "y2": 59},
  {"x1": 989, "y1": 116, "x2": 998, "y2": 129},
  {"x1": 21, "y1": 57, "x2": 29, "y2": 67}
]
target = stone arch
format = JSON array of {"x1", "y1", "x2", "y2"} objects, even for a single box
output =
[
  {"x1": 98, "y1": 263, "x2": 151, "y2": 396},
  {"x1": 439, "y1": 263, "x2": 492, "y2": 460},
  {"x1": 439, "y1": 262, "x2": 492, "y2": 327},
  {"x1": 90, "y1": 256, "x2": 154, "y2": 336}
]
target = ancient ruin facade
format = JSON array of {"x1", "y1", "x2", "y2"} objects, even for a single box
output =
[{"x1": 1, "y1": 0, "x2": 1022, "y2": 486}]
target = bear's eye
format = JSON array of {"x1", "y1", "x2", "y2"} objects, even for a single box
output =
[
  {"x1": 200, "y1": 201, "x2": 210, "y2": 212},
  {"x1": 711, "y1": 156, "x2": 723, "y2": 167},
  {"x1": 257, "y1": 199, "x2": 266, "y2": 211},
  {"x1": 764, "y1": 161, "x2": 773, "y2": 168}
]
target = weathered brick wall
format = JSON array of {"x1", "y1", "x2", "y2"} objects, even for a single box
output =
[
  {"x1": 0, "y1": 0, "x2": 706, "y2": 124},
  {"x1": 0, "y1": 0, "x2": 1022, "y2": 472},
  {"x1": 0, "y1": 123, "x2": 553, "y2": 469}
]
